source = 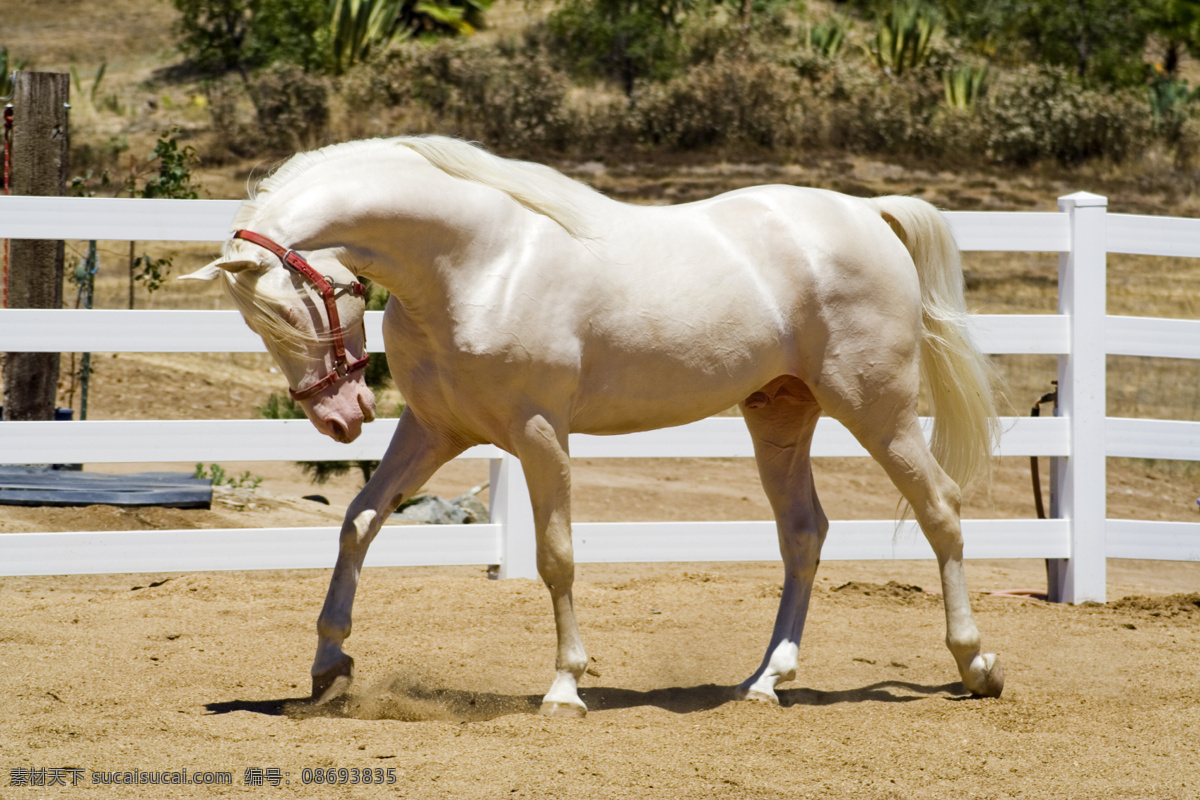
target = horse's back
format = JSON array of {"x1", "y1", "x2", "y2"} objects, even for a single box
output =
[{"x1": 562, "y1": 186, "x2": 923, "y2": 433}]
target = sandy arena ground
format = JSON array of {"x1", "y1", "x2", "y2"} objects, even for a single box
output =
[{"x1": 2, "y1": 558, "x2": 1199, "y2": 799}]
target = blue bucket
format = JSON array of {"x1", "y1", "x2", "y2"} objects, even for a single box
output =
[{"x1": 0, "y1": 406, "x2": 74, "y2": 421}]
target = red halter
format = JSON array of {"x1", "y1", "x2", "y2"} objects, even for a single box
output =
[{"x1": 233, "y1": 229, "x2": 370, "y2": 401}]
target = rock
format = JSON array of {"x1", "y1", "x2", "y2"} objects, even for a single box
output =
[
  {"x1": 452, "y1": 492, "x2": 490, "y2": 524},
  {"x1": 393, "y1": 495, "x2": 468, "y2": 525},
  {"x1": 391, "y1": 488, "x2": 490, "y2": 525}
]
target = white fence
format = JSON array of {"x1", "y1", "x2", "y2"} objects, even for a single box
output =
[{"x1": 2, "y1": 192, "x2": 1200, "y2": 603}]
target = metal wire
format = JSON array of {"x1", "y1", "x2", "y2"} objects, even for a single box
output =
[{"x1": 3, "y1": 103, "x2": 13, "y2": 309}]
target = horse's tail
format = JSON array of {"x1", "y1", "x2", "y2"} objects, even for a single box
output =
[{"x1": 870, "y1": 195, "x2": 999, "y2": 493}]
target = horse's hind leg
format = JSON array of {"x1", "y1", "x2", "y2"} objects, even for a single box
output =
[
  {"x1": 739, "y1": 380, "x2": 827, "y2": 704},
  {"x1": 875, "y1": 420, "x2": 1003, "y2": 696},
  {"x1": 311, "y1": 408, "x2": 463, "y2": 703},
  {"x1": 829, "y1": 397, "x2": 1004, "y2": 697}
]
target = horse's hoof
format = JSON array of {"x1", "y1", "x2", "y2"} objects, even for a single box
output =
[
  {"x1": 538, "y1": 701, "x2": 587, "y2": 718},
  {"x1": 963, "y1": 652, "x2": 1004, "y2": 698},
  {"x1": 741, "y1": 686, "x2": 780, "y2": 705},
  {"x1": 311, "y1": 655, "x2": 355, "y2": 704},
  {"x1": 737, "y1": 676, "x2": 782, "y2": 705}
]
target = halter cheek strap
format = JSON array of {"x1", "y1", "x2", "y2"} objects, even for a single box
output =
[{"x1": 233, "y1": 229, "x2": 370, "y2": 401}]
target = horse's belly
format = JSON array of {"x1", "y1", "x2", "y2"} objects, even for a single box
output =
[
  {"x1": 570, "y1": 354, "x2": 785, "y2": 435},
  {"x1": 570, "y1": 399, "x2": 736, "y2": 435}
]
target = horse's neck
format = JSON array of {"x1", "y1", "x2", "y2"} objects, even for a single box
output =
[
  {"x1": 373, "y1": 180, "x2": 526, "y2": 299},
  {"x1": 268, "y1": 159, "x2": 517, "y2": 300}
]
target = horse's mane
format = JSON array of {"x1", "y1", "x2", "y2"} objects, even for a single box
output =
[
  {"x1": 231, "y1": 135, "x2": 598, "y2": 241},
  {"x1": 223, "y1": 136, "x2": 600, "y2": 354}
]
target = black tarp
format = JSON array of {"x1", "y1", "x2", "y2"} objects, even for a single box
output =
[{"x1": 0, "y1": 466, "x2": 213, "y2": 508}]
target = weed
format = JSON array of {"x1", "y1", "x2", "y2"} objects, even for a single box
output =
[{"x1": 193, "y1": 463, "x2": 264, "y2": 489}]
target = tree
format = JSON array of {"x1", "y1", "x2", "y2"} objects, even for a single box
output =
[
  {"x1": 547, "y1": 0, "x2": 694, "y2": 98},
  {"x1": 1012, "y1": 0, "x2": 1155, "y2": 85},
  {"x1": 939, "y1": 0, "x2": 1022, "y2": 55},
  {"x1": 171, "y1": 0, "x2": 332, "y2": 79}
]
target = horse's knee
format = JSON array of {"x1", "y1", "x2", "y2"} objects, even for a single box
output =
[
  {"x1": 537, "y1": 543, "x2": 576, "y2": 591},
  {"x1": 778, "y1": 525, "x2": 825, "y2": 569},
  {"x1": 339, "y1": 507, "x2": 380, "y2": 551},
  {"x1": 915, "y1": 485, "x2": 965, "y2": 550}
]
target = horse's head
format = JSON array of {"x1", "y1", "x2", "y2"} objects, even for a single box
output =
[{"x1": 183, "y1": 234, "x2": 376, "y2": 443}]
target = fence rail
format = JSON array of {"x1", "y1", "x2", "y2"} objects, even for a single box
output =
[{"x1": 1, "y1": 193, "x2": 1198, "y2": 601}]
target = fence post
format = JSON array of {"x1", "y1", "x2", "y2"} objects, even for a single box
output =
[
  {"x1": 3, "y1": 72, "x2": 69, "y2": 422},
  {"x1": 489, "y1": 454, "x2": 538, "y2": 579},
  {"x1": 1049, "y1": 192, "x2": 1108, "y2": 604}
]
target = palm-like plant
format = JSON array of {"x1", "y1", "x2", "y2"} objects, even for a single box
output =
[
  {"x1": 329, "y1": 0, "x2": 409, "y2": 72},
  {"x1": 807, "y1": 18, "x2": 848, "y2": 59},
  {"x1": 870, "y1": 1, "x2": 939, "y2": 77},
  {"x1": 943, "y1": 63, "x2": 988, "y2": 111},
  {"x1": 328, "y1": 0, "x2": 492, "y2": 72}
]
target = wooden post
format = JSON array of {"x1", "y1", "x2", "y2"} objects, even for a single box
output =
[{"x1": 3, "y1": 71, "x2": 69, "y2": 422}]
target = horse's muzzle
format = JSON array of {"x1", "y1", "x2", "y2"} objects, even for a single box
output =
[{"x1": 300, "y1": 377, "x2": 376, "y2": 444}]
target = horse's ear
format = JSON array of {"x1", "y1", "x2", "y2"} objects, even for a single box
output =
[{"x1": 178, "y1": 259, "x2": 259, "y2": 281}]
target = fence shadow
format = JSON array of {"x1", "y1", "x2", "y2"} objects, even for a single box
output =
[{"x1": 204, "y1": 678, "x2": 967, "y2": 722}]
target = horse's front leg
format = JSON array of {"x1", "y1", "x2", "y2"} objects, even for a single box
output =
[
  {"x1": 515, "y1": 414, "x2": 588, "y2": 717},
  {"x1": 311, "y1": 409, "x2": 464, "y2": 702}
]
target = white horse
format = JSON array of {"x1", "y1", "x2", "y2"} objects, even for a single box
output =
[{"x1": 184, "y1": 135, "x2": 1004, "y2": 716}]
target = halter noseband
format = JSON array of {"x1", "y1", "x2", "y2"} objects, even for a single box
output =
[{"x1": 233, "y1": 229, "x2": 370, "y2": 401}]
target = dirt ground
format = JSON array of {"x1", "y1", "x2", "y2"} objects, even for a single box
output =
[{"x1": 1, "y1": 558, "x2": 1198, "y2": 799}]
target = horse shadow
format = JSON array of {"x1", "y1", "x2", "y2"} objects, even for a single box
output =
[{"x1": 204, "y1": 678, "x2": 968, "y2": 723}]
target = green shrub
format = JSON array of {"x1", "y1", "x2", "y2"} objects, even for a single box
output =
[
  {"x1": 789, "y1": 14, "x2": 852, "y2": 80},
  {"x1": 634, "y1": 56, "x2": 803, "y2": 150},
  {"x1": 312, "y1": 12, "x2": 1175, "y2": 168},
  {"x1": 1012, "y1": 0, "x2": 1153, "y2": 87},
  {"x1": 250, "y1": 64, "x2": 331, "y2": 153},
  {"x1": 1149, "y1": 76, "x2": 1200, "y2": 141},
  {"x1": 194, "y1": 463, "x2": 263, "y2": 489},
  {"x1": 348, "y1": 40, "x2": 573, "y2": 151},
  {"x1": 545, "y1": 0, "x2": 693, "y2": 96},
  {"x1": 979, "y1": 65, "x2": 1152, "y2": 165},
  {"x1": 823, "y1": 61, "x2": 941, "y2": 154},
  {"x1": 329, "y1": 0, "x2": 413, "y2": 73}
]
